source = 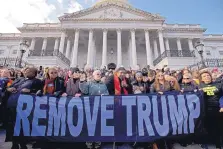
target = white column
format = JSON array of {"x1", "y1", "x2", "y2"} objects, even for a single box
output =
[
  {"x1": 54, "y1": 38, "x2": 59, "y2": 54},
  {"x1": 158, "y1": 29, "x2": 165, "y2": 54},
  {"x1": 59, "y1": 32, "x2": 66, "y2": 53},
  {"x1": 65, "y1": 38, "x2": 71, "y2": 58},
  {"x1": 41, "y1": 38, "x2": 47, "y2": 55},
  {"x1": 177, "y1": 38, "x2": 182, "y2": 51},
  {"x1": 165, "y1": 38, "x2": 170, "y2": 51},
  {"x1": 144, "y1": 29, "x2": 153, "y2": 67},
  {"x1": 188, "y1": 38, "x2": 194, "y2": 51},
  {"x1": 153, "y1": 39, "x2": 158, "y2": 58},
  {"x1": 117, "y1": 29, "x2": 122, "y2": 67},
  {"x1": 30, "y1": 38, "x2": 36, "y2": 51},
  {"x1": 128, "y1": 37, "x2": 132, "y2": 67},
  {"x1": 92, "y1": 39, "x2": 96, "y2": 67},
  {"x1": 101, "y1": 29, "x2": 107, "y2": 68},
  {"x1": 71, "y1": 29, "x2": 80, "y2": 67},
  {"x1": 86, "y1": 29, "x2": 93, "y2": 68},
  {"x1": 131, "y1": 29, "x2": 137, "y2": 68}
]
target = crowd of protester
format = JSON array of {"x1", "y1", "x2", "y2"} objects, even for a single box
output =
[{"x1": 0, "y1": 64, "x2": 223, "y2": 149}]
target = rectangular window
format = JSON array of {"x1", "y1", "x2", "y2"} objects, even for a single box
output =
[
  {"x1": 12, "y1": 50, "x2": 17, "y2": 54},
  {"x1": 206, "y1": 50, "x2": 211, "y2": 56},
  {"x1": 0, "y1": 50, "x2": 4, "y2": 55},
  {"x1": 219, "y1": 51, "x2": 223, "y2": 55}
]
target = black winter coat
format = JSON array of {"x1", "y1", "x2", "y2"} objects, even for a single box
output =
[
  {"x1": 199, "y1": 81, "x2": 223, "y2": 114},
  {"x1": 106, "y1": 75, "x2": 133, "y2": 95}
]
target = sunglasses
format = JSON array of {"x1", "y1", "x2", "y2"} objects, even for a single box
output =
[
  {"x1": 50, "y1": 72, "x2": 57, "y2": 74},
  {"x1": 183, "y1": 78, "x2": 190, "y2": 80}
]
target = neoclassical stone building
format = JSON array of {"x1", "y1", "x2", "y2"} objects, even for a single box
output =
[{"x1": 0, "y1": 0, "x2": 223, "y2": 69}]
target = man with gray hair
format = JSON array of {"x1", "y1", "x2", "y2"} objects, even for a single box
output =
[{"x1": 79, "y1": 70, "x2": 109, "y2": 96}]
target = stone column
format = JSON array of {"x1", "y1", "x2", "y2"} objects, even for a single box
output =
[
  {"x1": 65, "y1": 38, "x2": 71, "y2": 58},
  {"x1": 30, "y1": 38, "x2": 36, "y2": 51},
  {"x1": 177, "y1": 38, "x2": 182, "y2": 51},
  {"x1": 101, "y1": 29, "x2": 108, "y2": 68},
  {"x1": 59, "y1": 32, "x2": 66, "y2": 53},
  {"x1": 158, "y1": 29, "x2": 165, "y2": 54},
  {"x1": 188, "y1": 38, "x2": 194, "y2": 51},
  {"x1": 92, "y1": 39, "x2": 96, "y2": 67},
  {"x1": 29, "y1": 38, "x2": 36, "y2": 56},
  {"x1": 71, "y1": 29, "x2": 80, "y2": 67},
  {"x1": 117, "y1": 29, "x2": 122, "y2": 67},
  {"x1": 128, "y1": 37, "x2": 132, "y2": 67},
  {"x1": 153, "y1": 39, "x2": 158, "y2": 58},
  {"x1": 144, "y1": 29, "x2": 153, "y2": 67},
  {"x1": 86, "y1": 29, "x2": 93, "y2": 68},
  {"x1": 54, "y1": 38, "x2": 59, "y2": 54},
  {"x1": 131, "y1": 29, "x2": 137, "y2": 68},
  {"x1": 41, "y1": 38, "x2": 47, "y2": 55},
  {"x1": 165, "y1": 38, "x2": 170, "y2": 51}
]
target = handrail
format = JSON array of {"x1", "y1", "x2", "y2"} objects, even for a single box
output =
[{"x1": 153, "y1": 50, "x2": 195, "y2": 66}]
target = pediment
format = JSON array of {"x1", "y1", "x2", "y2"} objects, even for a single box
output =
[{"x1": 59, "y1": 4, "x2": 164, "y2": 21}]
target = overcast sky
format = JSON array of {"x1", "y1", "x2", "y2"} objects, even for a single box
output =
[{"x1": 0, "y1": 0, "x2": 222, "y2": 34}]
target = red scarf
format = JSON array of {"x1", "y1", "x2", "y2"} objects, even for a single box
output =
[
  {"x1": 114, "y1": 75, "x2": 128, "y2": 95},
  {"x1": 43, "y1": 79, "x2": 55, "y2": 94}
]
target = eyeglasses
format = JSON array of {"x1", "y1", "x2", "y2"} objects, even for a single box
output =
[{"x1": 183, "y1": 78, "x2": 190, "y2": 80}]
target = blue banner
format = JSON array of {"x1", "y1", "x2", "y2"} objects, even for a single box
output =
[{"x1": 10, "y1": 92, "x2": 204, "y2": 142}]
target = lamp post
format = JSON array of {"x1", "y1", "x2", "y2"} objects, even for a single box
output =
[
  {"x1": 18, "y1": 40, "x2": 29, "y2": 68},
  {"x1": 194, "y1": 41, "x2": 206, "y2": 69}
]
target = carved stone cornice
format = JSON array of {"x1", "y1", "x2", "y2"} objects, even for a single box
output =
[
  {"x1": 0, "y1": 33, "x2": 21, "y2": 40},
  {"x1": 59, "y1": 3, "x2": 165, "y2": 22},
  {"x1": 163, "y1": 28, "x2": 206, "y2": 33},
  {"x1": 18, "y1": 27, "x2": 61, "y2": 32},
  {"x1": 0, "y1": 37, "x2": 21, "y2": 40},
  {"x1": 203, "y1": 35, "x2": 223, "y2": 41}
]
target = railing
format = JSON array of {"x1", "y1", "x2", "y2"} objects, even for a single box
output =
[
  {"x1": 189, "y1": 59, "x2": 223, "y2": 70},
  {"x1": 153, "y1": 50, "x2": 195, "y2": 66},
  {"x1": 29, "y1": 50, "x2": 70, "y2": 65},
  {"x1": 0, "y1": 57, "x2": 28, "y2": 68}
]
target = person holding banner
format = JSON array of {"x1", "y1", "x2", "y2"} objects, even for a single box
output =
[
  {"x1": 132, "y1": 71, "x2": 150, "y2": 94},
  {"x1": 43, "y1": 67, "x2": 66, "y2": 97},
  {"x1": 180, "y1": 73, "x2": 198, "y2": 93},
  {"x1": 79, "y1": 70, "x2": 109, "y2": 149},
  {"x1": 6, "y1": 67, "x2": 43, "y2": 149},
  {"x1": 106, "y1": 67, "x2": 133, "y2": 95},
  {"x1": 66, "y1": 67, "x2": 82, "y2": 97},
  {"x1": 150, "y1": 71, "x2": 180, "y2": 94},
  {"x1": 150, "y1": 71, "x2": 180, "y2": 149},
  {"x1": 79, "y1": 70, "x2": 109, "y2": 96},
  {"x1": 199, "y1": 70, "x2": 223, "y2": 149}
]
